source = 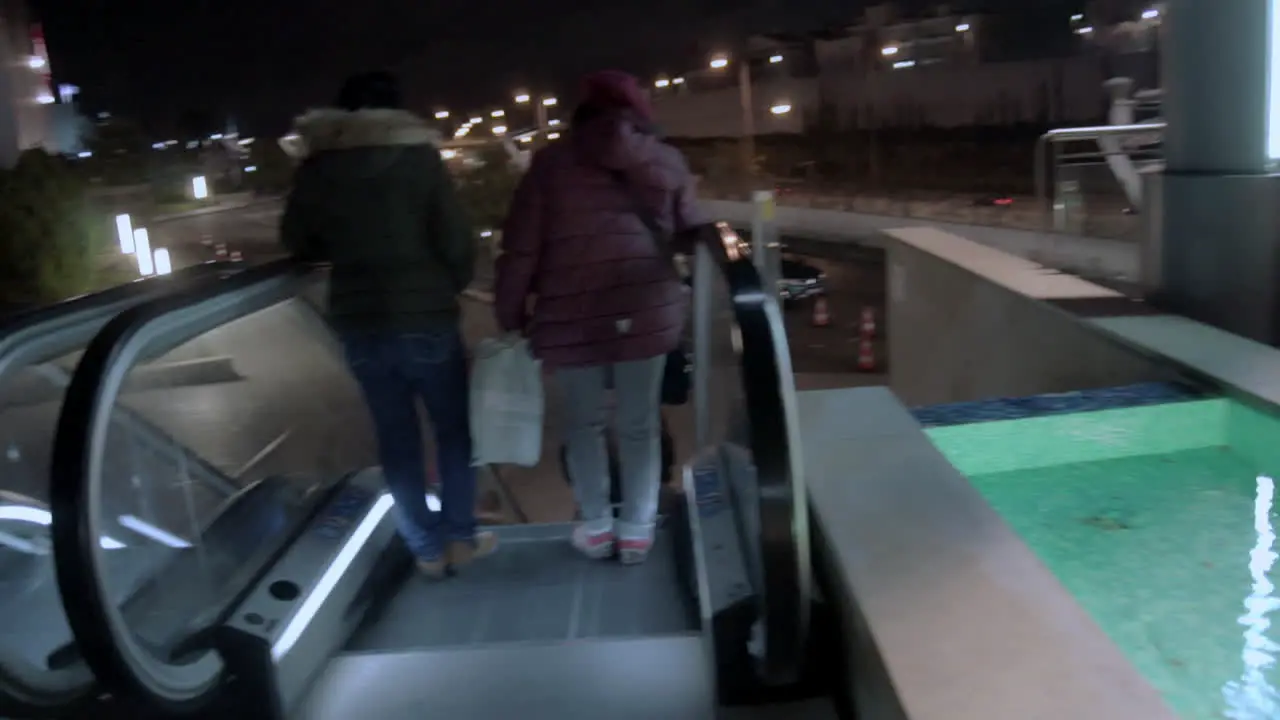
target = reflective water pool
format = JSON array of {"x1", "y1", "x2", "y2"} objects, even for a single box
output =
[{"x1": 928, "y1": 398, "x2": 1280, "y2": 720}]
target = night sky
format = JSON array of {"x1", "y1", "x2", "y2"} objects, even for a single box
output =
[{"x1": 29, "y1": 0, "x2": 862, "y2": 136}]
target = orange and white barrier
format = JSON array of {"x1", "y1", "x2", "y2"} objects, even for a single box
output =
[
  {"x1": 857, "y1": 337, "x2": 876, "y2": 372},
  {"x1": 860, "y1": 307, "x2": 877, "y2": 337},
  {"x1": 811, "y1": 296, "x2": 831, "y2": 327}
]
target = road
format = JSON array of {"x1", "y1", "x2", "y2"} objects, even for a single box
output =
[
  {"x1": 149, "y1": 201, "x2": 287, "y2": 270},
  {"x1": 780, "y1": 244, "x2": 887, "y2": 382}
]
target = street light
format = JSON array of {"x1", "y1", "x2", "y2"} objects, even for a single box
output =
[
  {"x1": 955, "y1": 22, "x2": 971, "y2": 32},
  {"x1": 770, "y1": 103, "x2": 792, "y2": 115},
  {"x1": 514, "y1": 93, "x2": 531, "y2": 103},
  {"x1": 655, "y1": 77, "x2": 670, "y2": 88},
  {"x1": 768, "y1": 54, "x2": 783, "y2": 63},
  {"x1": 469, "y1": 116, "x2": 482, "y2": 123},
  {"x1": 434, "y1": 110, "x2": 449, "y2": 119},
  {"x1": 542, "y1": 97, "x2": 557, "y2": 106},
  {"x1": 881, "y1": 45, "x2": 899, "y2": 56},
  {"x1": 491, "y1": 109, "x2": 505, "y2": 117},
  {"x1": 1141, "y1": 8, "x2": 1159, "y2": 20},
  {"x1": 673, "y1": 77, "x2": 685, "y2": 85},
  {"x1": 492, "y1": 125, "x2": 507, "y2": 135},
  {"x1": 709, "y1": 55, "x2": 729, "y2": 69}
]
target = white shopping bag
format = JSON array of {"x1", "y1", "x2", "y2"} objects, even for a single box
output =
[{"x1": 470, "y1": 335, "x2": 544, "y2": 467}]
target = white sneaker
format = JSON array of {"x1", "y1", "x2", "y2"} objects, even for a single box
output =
[{"x1": 571, "y1": 524, "x2": 616, "y2": 560}]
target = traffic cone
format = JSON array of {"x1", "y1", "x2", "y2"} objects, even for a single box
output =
[
  {"x1": 860, "y1": 306, "x2": 876, "y2": 337},
  {"x1": 812, "y1": 296, "x2": 831, "y2": 327},
  {"x1": 857, "y1": 337, "x2": 876, "y2": 372}
]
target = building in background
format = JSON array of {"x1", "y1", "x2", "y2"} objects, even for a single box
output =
[
  {"x1": 650, "y1": 33, "x2": 819, "y2": 139},
  {"x1": 0, "y1": 0, "x2": 55, "y2": 167},
  {"x1": 652, "y1": 1, "x2": 1163, "y2": 138}
]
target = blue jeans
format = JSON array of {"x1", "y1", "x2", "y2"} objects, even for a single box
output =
[{"x1": 341, "y1": 329, "x2": 476, "y2": 562}]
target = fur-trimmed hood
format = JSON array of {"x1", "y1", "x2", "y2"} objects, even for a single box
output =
[{"x1": 289, "y1": 108, "x2": 441, "y2": 158}]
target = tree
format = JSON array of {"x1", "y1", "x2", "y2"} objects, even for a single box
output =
[
  {"x1": 246, "y1": 138, "x2": 295, "y2": 195},
  {"x1": 451, "y1": 143, "x2": 522, "y2": 232},
  {"x1": 82, "y1": 116, "x2": 150, "y2": 185},
  {"x1": 0, "y1": 150, "x2": 114, "y2": 311}
]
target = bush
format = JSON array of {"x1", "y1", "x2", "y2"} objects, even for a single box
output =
[{"x1": 0, "y1": 150, "x2": 114, "y2": 310}]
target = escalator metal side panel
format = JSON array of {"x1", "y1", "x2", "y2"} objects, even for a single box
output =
[
  {"x1": 675, "y1": 447, "x2": 760, "y2": 707},
  {"x1": 218, "y1": 469, "x2": 397, "y2": 720},
  {"x1": 291, "y1": 636, "x2": 716, "y2": 720}
]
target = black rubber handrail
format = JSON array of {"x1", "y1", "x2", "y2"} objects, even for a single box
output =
[
  {"x1": 0, "y1": 260, "x2": 235, "y2": 342},
  {"x1": 49, "y1": 257, "x2": 316, "y2": 713},
  {"x1": 703, "y1": 228, "x2": 811, "y2": 685}
]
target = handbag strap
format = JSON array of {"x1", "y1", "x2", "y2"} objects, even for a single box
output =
[{"x1": 608, "y1": 170, "x2": 679, "y2": 276}]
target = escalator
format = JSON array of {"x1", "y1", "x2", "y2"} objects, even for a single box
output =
[
  {"x1": 0, "y1": 262, "x2": 242, "y2": 717},
  {"x1": 48, "y1": 231, "x2": 835, "y2": 718}
]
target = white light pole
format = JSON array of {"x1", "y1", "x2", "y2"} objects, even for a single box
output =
[
  {"x1": 133, "y1": 228, "x2": 154, "y2": 276},
  {"x1": 115, "y1": 214, "x2": 135, "y2": 254}
]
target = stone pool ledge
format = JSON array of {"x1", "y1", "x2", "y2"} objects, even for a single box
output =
[
  {"x1": 884, "y1": 224, "x2": 1280, "y2": 415},
  {"x1": 883, "y1": 226, "x2": 1173, "y2": 407},
  {"x1": 800, "y1": 386, "x2": 1178, "y2": 720}
]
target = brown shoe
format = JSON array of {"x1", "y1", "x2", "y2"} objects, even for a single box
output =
[{"x1": 447, "y1": 531, "x2": 498, "y2": 570}]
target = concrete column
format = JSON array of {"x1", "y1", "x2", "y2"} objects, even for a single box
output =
[
  {"x1": 1162, "y1": 0, "x2": 1270, "y2": 173},
  {"x1": 1158, "y1": 0, "x2": 1280, "y2": 342}
]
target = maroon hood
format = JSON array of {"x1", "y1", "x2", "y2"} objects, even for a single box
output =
[
  {"x1": 580, "y1": 70, "x2": 653, "y2": 122},
  {"x1": 571, "y1": 108, "x2": 659, "y2": 173}
]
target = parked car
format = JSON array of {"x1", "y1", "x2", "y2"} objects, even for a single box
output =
[{"x1": 778, "y1": 256, "x2": 825, "y2": 303}]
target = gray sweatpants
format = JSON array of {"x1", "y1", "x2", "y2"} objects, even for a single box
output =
[{"x1": 556, "y1": 355, "x2": 666, "y2": 540}]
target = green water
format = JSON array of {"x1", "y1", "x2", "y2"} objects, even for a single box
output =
[{"x1": 928, "y1": 399, "x2": 1280, "y2": 720}]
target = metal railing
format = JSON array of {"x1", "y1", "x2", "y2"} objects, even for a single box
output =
[{"x1": 1033, "y1": 122, "x2": 1165, "y2": 232}]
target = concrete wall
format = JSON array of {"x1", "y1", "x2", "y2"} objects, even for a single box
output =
[
  {"x1": 822, "y1": 55, "x2": 1109, "y2": 128},
  {"x1": 883, "y1": 226, "x2": 1169, "y2": 406},
  {"x1": 651, "y1": 52, "x2": 1149, "y2": 137}
]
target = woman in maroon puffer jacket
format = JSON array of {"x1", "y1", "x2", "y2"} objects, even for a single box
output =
[{"x1": 495, "y1": 70, "x2": 705, "y2": 565}]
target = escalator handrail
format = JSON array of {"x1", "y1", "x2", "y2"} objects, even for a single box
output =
[
  {"x1": 0, "y1": 261, "x2": 240, "y2": 714},
  {"x1": 49, "y1": 257, "x2": 317, "y2": 708},
  {"x1": 705, "y1": 228, "x2": 812, "y2": 685},
  {"x1": 0, "y1": 261, "x2": 238, "y2": 383}
]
